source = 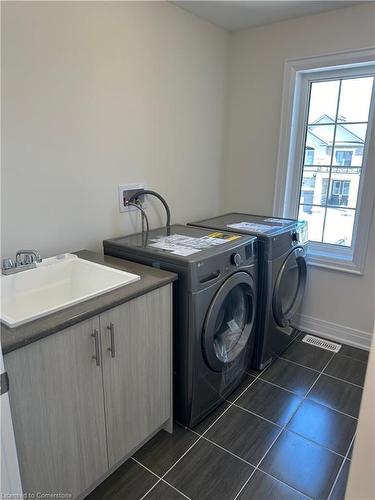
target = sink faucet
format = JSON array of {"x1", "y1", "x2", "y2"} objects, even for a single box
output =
[
  {"x1": 15, "y1": 249, "x2": 42, "y2": 266},
  {"x1": 2, "y1": 249, "x2": 42, "y2": 275}
]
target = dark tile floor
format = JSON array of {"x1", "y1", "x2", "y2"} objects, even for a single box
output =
[{"x1": 87, "y1": 334, "x2": 369, "y2": 500}]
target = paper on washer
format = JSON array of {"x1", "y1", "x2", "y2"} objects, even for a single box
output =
[
  {"x1": 227, "y1": 222, "x2": 274, "y2": 233},
  {"x1": 148, "y1": 234, "x2": 229, "y2": 254},
  {"x1": 264, "y1": 218, "x2": 293, "y2": 224}
]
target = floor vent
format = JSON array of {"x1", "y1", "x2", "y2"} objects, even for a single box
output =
[{"x1": 302, "y1": 335, "x2": 342, "y2": 353}]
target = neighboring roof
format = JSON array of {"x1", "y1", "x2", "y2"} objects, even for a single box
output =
[{"x1": 307, "y1": 115, "x2": 365, "y2": 146}]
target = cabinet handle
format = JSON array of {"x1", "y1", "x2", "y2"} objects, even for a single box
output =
[
  {"x1": 107, "y1": 322, "x2": 116, "y2": 358},
  {"x1": 91, "y1": 329, "x2": 100, "y2": 366}
]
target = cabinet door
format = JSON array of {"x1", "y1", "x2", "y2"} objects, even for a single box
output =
[
  {"x1": 4, "y1": 317, "x2": 108, "y2": 498},
  {"x1": 100, "y1": 285, "x2": 172, "y2": 466}
]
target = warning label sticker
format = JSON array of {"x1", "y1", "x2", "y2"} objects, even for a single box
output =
[{"x1": 208, "y1": 232, "x2": 241, "y2": 241}]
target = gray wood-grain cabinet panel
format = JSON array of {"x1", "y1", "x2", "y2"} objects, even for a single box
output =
[
  {"x1": 4, "y1": 316, "x2": 108, "y2": 498},
  {"x1": 100, "y1": 285, "x2": 172, "y2": 467}
]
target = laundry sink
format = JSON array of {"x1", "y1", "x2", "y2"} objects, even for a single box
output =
[{"x1": 0, "y1": 254, "x2": 140, "y2": 328}]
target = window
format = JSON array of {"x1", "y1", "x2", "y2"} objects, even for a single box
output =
[
  {"x1": 305, "y1": 149, "x2": 315, "y2": 165},
  {"x1": 297, "y1": 75, "x2": 373, "y2": 247},
  {"x1": 335, "y1": 151, "x2": 353, "y2": 166},
  {"x1": 329, "y1": 179, "x2": 350, "y2": 206},
  {"x1": 274, "y1": 49, "x2": 375, "y2": 274}
]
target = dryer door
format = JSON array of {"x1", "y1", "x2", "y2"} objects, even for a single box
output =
[
  {"x1": 203, "y1": 272, "x2": 256, "y2": 372},
  {"x1": 272, "y1": 246, "x2": 307, "y2": 328}
]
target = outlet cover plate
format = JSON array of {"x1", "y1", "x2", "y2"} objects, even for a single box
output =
[{"x1": 118, "y1": 183, "x2": 146, "y2": 213}]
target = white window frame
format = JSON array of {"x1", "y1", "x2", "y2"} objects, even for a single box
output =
[{"x1": 274, "y1": 47, "x2": 375, "y2": 275}]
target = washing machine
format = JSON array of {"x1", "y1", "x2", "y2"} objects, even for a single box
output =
[
  {"x1": 188, "y1": 213, "x2": 308, "y2": 370},
  {"x1": 103, "y1": 225, "x2": 257, "y2": 428}
]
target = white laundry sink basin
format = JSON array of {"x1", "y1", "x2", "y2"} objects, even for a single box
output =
[{"x1": 0, "y1": 254, "x2": 140, "y2": 328}]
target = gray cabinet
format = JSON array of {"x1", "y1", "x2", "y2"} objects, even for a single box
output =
[
  {"x1": 4, "y1": 285, "x2": 172, "y2": 498},
  {"x1": 4, "y1": 316, "x2": 108, "y2": 498},
  {"x1": 101, "y1": 286, "x2": 172, "y2": 466}
]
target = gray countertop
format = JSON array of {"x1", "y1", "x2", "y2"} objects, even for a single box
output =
[{"x1": 1, "y1": 250, "x2": 177, "y2": 355}]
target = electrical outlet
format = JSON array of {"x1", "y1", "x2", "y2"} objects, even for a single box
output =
[{"x1": 118, "y1": 183, "x2": 146, "y2": 213}]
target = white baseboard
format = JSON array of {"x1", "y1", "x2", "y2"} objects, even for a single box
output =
[{"x1": 295, "y1": 314, "x2": 373, "y2": 351}]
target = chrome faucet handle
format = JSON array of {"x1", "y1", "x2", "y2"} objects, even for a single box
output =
[
  {"x1": 2, "y1": 258, "x2": 16, "y2": 272},
  {"x1": 15, "y1": 249, "x2": 42, "y2": 266}
]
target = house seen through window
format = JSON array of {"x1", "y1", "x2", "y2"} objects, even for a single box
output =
[{"x1": 298, "y1": 76, "x2": 374, "y2": 247}]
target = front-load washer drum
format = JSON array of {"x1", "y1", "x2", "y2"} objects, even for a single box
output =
[
  {"x1": 203, "y1": 272, "x2": 255, "y2": 372},
  {"x1": 272, "y1": 246, "x2": 307, "y2": 328}
]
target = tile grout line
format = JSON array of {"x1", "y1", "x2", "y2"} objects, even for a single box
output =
[
  {"x1": 131, "y1": 458, "x2": 165, "y2": 500},
  {"x1": 160, "y1": 479, "x2": 192, "y2": 500},
  {"x1": 242, "y1": 351, "x2": 338, "y2": 500},
  {"x1": 131, "y1": 457, "x2": 163, "y2": 480},
  {"x1": 201, "y1": 367, "x2": 267, "y2": 436},
  {"x1": 231, "y1": 377, "x2": 359, "y2": 420},
  {"x1": 136, "y1": 337, "x2": 359, "y2": 500},
  {"x1": 271, "y1": 353, "x2": 366, "y2": 388},
  {"x1": 263, "y1": 350, "x2": 343, "y2": 500},
  {"x1": 168, "y1": 348, "x2": 336, "y2": 498},
  {"x1": 283, "y1": 428, "x2": 350, "y2": 459},
  {"x1": 135, "y1": 369, "x2": 266, "y2": 500},
  {"x1": 295, "y1": 335, "x2": 369, "y2": 364},
  {"x1": 261, "y1": 346, "x2": 361, "y2": 499},
  {"x1": 192, "y1": 431, "x2": 257, "y2": 467},
  {"x1": 227, "y1": 399, "x2": 352, "y2": 459},
  {"x1": 232, "y1": 419, "x2": 315, "y2": 500},
  {"x1": 141, "y1": 367, "x2": 270, "y2": 498},
  {"x1": 194, "y1": 404, "x2": 346, "y2": 488},
  {"x1": 326, "y1": 431, "x2": 357, "y2": 500},
  {"x1": 241, "y1": 375, "x2": 300, "y2": 395},
  {"x1": 256, "y1": 376, "x2": 308, "y2": 395},
  {"x1": 257, "y1": 468, "x2": 315, "y2": 500},
  {"x1": 232, "y1": 426, "x2": 285, "y2": 500},
  {"x1": 278, "y1": 356, "x2": 321, "y2": 373},
  {"x1": 320, "y1": 372, "x2": 364, "y2": 389},
  {"x1": 133, "y1": 453, "x2": 195, "y2": 500},
  {"x1": 231, "y1": 348, "x2": 332, "y2": 500},
  {"x1": 256, "y1": 354, "x2": 362, "y2": 418},
  {"x1": 138, "y1": 479, "x2": 162, "y2": 500},
  {"x1": 301, "y1": 351, "x2": 336, "y2": 401},
  {"x1": 229, "y1": 402, "x2": 283, "y2": 427},
  {"x1": 332, "y1": 352, "x2": 369, "y2": 364}
]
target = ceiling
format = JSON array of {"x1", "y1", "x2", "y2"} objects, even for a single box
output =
[{"x1": 171, "y1": 1, "x2": 369, "y2": 31}]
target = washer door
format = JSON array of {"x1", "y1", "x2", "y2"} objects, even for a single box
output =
[
  {"x1": 272, "y1": 246, "x2": 307, "y2": 328},
  {"x1": 203, "y1": 272, "x2": 255, "y2": 372}
]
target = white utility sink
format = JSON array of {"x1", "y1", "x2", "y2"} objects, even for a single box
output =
[{"x1": 0, "y1": 254, "x2": 140, "y2": 328}]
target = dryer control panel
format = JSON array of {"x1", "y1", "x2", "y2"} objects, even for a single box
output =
[{"x1": 294, "y1": 220, "x2": 308, "y2": 245}]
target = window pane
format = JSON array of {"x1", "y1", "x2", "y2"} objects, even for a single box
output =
[
  {"x1": 305, "y1": 125, "x2": 334, "y2": 165},
  {"x1": 339, "y1": 123, "x2": 368, "y2": 141},
  {"x1": 300, "y1": 167, "x2": 330, "y2": 205},
  {"x1": 323, "y1": 208, "x2": 356, "y2": 246},
  {"x1": 337, "y1": 77, "x2": 374, "y2": 123},
  {"x1": 327, "y1": 169, "x2": 361, "y2": 208},
  {"x1": 333, "y1": 147, "x2": 364, "y2": 167},
  {"x1": 298, "y1": 205, "x2": 325, "y2": 242},
  {"x1": 332, "y1": 123, "x2": 367, "y2": 167},
  {"x1": 308, "y1": 80, "x2": 340, "y2": 124},
  {"x1": 297, "y1": 72, "x2": 374, "y2": 250}
]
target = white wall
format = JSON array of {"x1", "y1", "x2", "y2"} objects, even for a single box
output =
[
  {"x1": 345, "y1": 322, "x2": 375, "y2": 499},
  {"x1": 2, "y1": 2, "x2": 374, "y2": 342},
  {"x1": 223, "y1": 3, "x2": 375, "y2": 341},
  {"x1": 1, "y1": 1, "x2": 229, "y2": 257}
]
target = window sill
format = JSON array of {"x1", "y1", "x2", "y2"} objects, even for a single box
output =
[{"x1": 307, "y1": 249, "x2": 363, "y2": 275}]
